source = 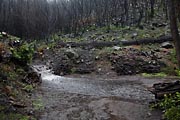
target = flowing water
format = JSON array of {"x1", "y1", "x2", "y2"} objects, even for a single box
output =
[{"x1": 32, "y1": 65, "x2": 164, "y2": 120}]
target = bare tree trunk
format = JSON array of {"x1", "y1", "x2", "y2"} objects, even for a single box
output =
[
  {"x1": 150, "y1": 0, "x2": 155, "y2": 18},
  {"x1": 168, "y1": 0, "x2": 180, "y2": 68}
]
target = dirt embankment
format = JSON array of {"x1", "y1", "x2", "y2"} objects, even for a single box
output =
[
  {"x1": 0, "y1": 33, "x2": 41, "y2": 120},
  {"x1": 31, "y1": 31, "x2": 176, "y2": 120},
  {"x1": 38, "y1": 41, "x2": 173, "y2": 78}
]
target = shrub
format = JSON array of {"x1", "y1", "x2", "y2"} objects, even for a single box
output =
[
  {"x1": 164, "y1": 106, "x2": 180, "y2": 120},
  {"x1": 152, "y1": 92, "x2": 180, "y2": 120},
  {"x1": 10, "y1": 43, "x2": 34, "y2": 64}
]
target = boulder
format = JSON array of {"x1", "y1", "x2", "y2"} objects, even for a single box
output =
[
  {"x1": 112, "y1": 46, "x2": 121, "y2": 51},
  {"x1": 161, "y1": 42, "x2": 173, "y2": 49},
  {"x1": 53, "y1": 55, "x2": 73, "y2": 75},
  {"x1": 23, "y1": 67, "x2": 42, "y2": 84}
]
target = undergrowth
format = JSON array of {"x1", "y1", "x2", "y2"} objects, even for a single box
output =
[
  {"x1": 0, "y1": 34, "x2": 39, "y2": 120},
  {"x1": 10, "y1": 42, "x2": 34, "y2": 64},
  {"x1": 142, "y1": 72, "x2": 167, "y2": 77},
  {"x1": 151, "y1": 93, "x2": 180, "y2": 120}
]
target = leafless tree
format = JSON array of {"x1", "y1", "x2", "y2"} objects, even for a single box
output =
[
  {"x1": 0, "y1": 0, "x2": 169, "y2": 39},
  {"x1": 168, "y1": 0, "x2": 180, "y2": 68}
]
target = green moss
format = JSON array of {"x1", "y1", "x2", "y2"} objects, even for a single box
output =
[
  {"x1": 23, "y1": 85, "x2": 34, "y2": 92},
  {"x1": 151, "y1": 93, "x2": 180, "y2": 120},
  {"x1": 142, "y1": 72, "x2": 167, "y2": 77},
  {"x1": 9, "y1": 72, "x2": 18, "y2": 80},
  {"x1": 51, "y1": 34, "x2": 59, "y2": 41},
  {"x1": 71, "y1": 67, "x2": 76, "y2": 74},
  {"x1": 175, "y1": 69, "x2": 180, "y2": 77},
  {"x1": 161, "y1": 66, "x2": 177, "y2": 76},
  {"x1": 9, "y1": 35, "x2": 20, "y2": 41},
  {"x1": 33, "y1": 99, "x2": 44, "y2": 110},
  {"x1": 16, "y1": 68, "x2": 26, "y2": 75},
  {"x1": 164, "y1": 106, "x2": 180, "y2": 120}
]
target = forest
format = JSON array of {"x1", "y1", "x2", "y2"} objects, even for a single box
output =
[
  {"x1": 1, "y1": 0, "x2": 180, "y2": 120},
  {"x1": 0, "y1": 0, "x2": 176, "y2": 39}
]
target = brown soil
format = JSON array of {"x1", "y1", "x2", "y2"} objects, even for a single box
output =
[{"x1": 31, "y1": 44, "x2": 177, "y2": 120}]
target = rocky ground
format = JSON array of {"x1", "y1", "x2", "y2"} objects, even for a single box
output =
[
  {"x1": 38, "y1": 40, "x2": 175, "y2": 78},
  {"x1": 31, "y1": 64, "x2": 179, "y2": 120},
  {"x1": 31, "y1": 33, "x2": 179, "y2": 120},
  {"x1": 0, "y1": 24, "x2": 178, "y2": 120}
]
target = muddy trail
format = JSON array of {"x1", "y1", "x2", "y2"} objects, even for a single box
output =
[{"x1": 30, "y1": 65, "x2": 179, "y2": 120}]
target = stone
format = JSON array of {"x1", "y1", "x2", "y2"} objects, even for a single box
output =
[
  {"x1": 109, "y1": 50, "x2": 164, "y2": 75},
  {"x1": 112, "y1": 46, "x2": 121, "y2": 51},
  {"x1": 161, "y1": 42, "x2": 173, "y2": 49},
  {"x1": 52, "y1": 48, "x2": 95, "y2": 75},
  {"x1": 131, "y1": 32, "x2": 138, "y2": 39},
  {"x1": 121, "y1": 39, "x2": 128, "y2": 42},
  {"x1": 95, "y1": 56, "x2": 100, "y2": 60},
  {"x1": 1, "y1": 32, "x2": 8, "y2": 37},
  {"x1": 65, "y1": 49, "x2": 79, "y2": 59}
]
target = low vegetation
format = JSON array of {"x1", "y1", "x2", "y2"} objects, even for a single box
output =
[
  {"x1": 0, "y1": 0, "x2": 180, "y2": 119},
  {"x1": 151, "y1": 93, "x2": 180, "y2": 120},
  {"x1": 142, "y1": 72, "x2": 167, "y2": 77},
  {"x1": 10, "y1": 43, "x2": 34, "y2": 65},
  {"x1": 0, "y1": 33, "x2": 40, "y2": 120}
]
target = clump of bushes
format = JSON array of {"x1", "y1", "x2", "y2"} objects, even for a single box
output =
[
  {"x1": 152, "y1": 92, "x2": 180, "y2": 120},
  {"x1": 10, "y1": 42, "x2": 34, "y2": 65}
]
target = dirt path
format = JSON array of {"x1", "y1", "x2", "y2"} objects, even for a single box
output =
[{"x1": 32, "y1": 65, "x2": 175, "y2": 120}]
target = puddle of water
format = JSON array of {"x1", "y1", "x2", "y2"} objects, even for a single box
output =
[{"x1": 33, "y1": 65, "x2": 155, "y2": 102}]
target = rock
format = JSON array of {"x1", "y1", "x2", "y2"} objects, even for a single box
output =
[
  {"x1": 1, "y1": 32, "x2": 8, "y2": 37},
  {"x1": 152, "y1": 22, "x2": 167, "y2": 27},
  {"x1": 53, "y1": 48, "x2": 95, "y2": 75},
  {"x1": 75, "y1": 67, "x2": 94, "y2": 74},
  {"x1": 2, "y1": 52, "x2": 12, "y2": 60},
  {"x1": 65, "y1": 33, "x2": 75, "y2": 38},
  {"x1": 23, "y1": 67, "x2": 42, "y2": 84},
  {"x1": 121, "y1": 39, "x2": 128, "y2": 42},
  {"x1": 95, "y1": 56, "x2": 100, "y2": 60},
  {"x1": 142, "y1": 64, "x2": 160, "y2": 73},
  {"x1": 154, "y1": 49, "x2": 160, "y2": 52},
  {"x1": 65, "y1": 49, "x2": 79, "y2": 59},
  {"x1": 152, "y1": 81, "x2": 180, "y2": 99},
  {"x1": 109, "y1": 49, "x2": 164, "y2": 75},
  {"x1": 131, "y1": 32, "x2": 138, "y2": 39},
  {"x1": 8, "y1": 40, "x2": 21, "y2": 47},
  {"x1": 161, "y1": 42, "x2": 173, "y2": 49},
  {"x1": 112, "y1": 46, "x2": 121, "y2": 51},
  {"x1": 53, "y1": 56, "x2": 73, "y2": 75}
]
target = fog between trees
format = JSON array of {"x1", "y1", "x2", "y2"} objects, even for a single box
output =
[{"x1": 0, "y1": 0, "x2": 173, "y2": 39}]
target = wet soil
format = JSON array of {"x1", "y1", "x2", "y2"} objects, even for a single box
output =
[
  {"x1": 31, "y1": 65, "x2": 180, "y2": 120},
  {"x1": 31, "y1": 42, "x2": 178, "y2": 120}
]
